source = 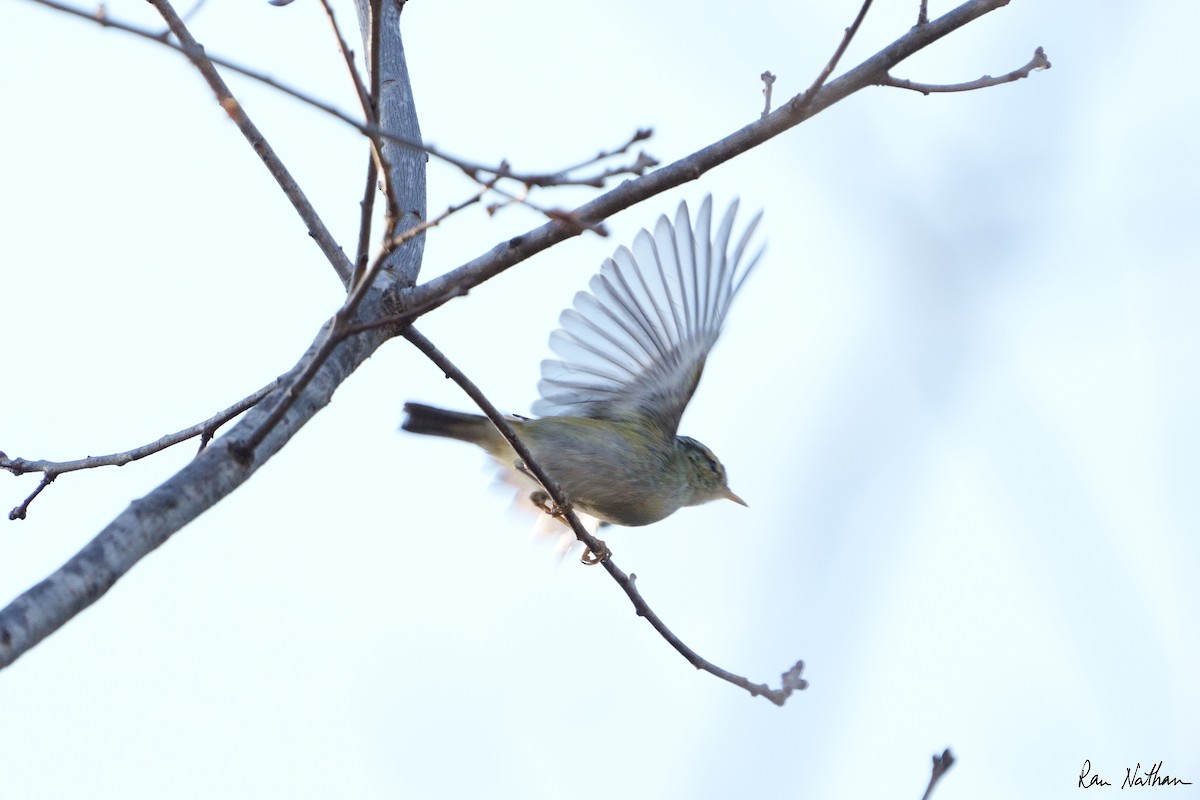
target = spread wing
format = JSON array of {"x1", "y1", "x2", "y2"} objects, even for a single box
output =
[{"x1": 531, "y1": 195, "x2": 765, "y2": 436}]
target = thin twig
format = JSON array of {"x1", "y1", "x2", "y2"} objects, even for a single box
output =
[
  {"x1": 347, "y1": 0, "x2": 380, "y2": 290},
  {"x1": 400, "y1": 327, "x2": 602, "y2": 552},
  {"x1": 2, "y1": 380, "x2": 277, "y2": 519},
  {"x1": 145, "y1": 0, "x2": 355, "y2": 286},
  {"x1": 402, "y1": 327, "x2": 808, "y2": 705},
  {"x1": 318, "y1": 0, "x2": 372, "y2": 117},
  {"x1": 29, "y1": 0, "x2": 643, "y2": 195},
  {"x1": 606, "y1": 563, "x2": 808, "y2": 705},
  {"x1": 412, "y1": 1, "x2": 1039, "y2": 317},
  {"x1": 882, "y1": 47, "x2": 1051, "y2": 94},
  {"x1": 482, "y1": 186, "x2": 611, "y2": 237},
  {"x1": 497, "y1": 128, "x2": 658, "y2": 189},
  {"x1": 790, "y1": 0, "x2": 874, "y2": 118},
  {"x1": 386, "y1": 185, "x2": 491, "y2": 248},
  {"x1": 3, "y1": 0, "x2": 1041, "y2": 672},
  {"x1": 760, "y1": 71, "x2": 777, "y2": 119},
  {"x1": 242, "y1": 0, "x2": 1044, "y2": 459},
  {"x1": 352, "y1": 154, "x2": 379, "y2": 289},
  {"x1": 322, "y1": 0, "x2": 401, "y2": 247},
  {"x1": 235, "y1": 190, "x2": 482, "y2": 459},
  {"x1": 917, "y1": 0, "x2": 929, "y2": 26},
  {"x1": 920, "y1": 749, "x2": 956, "y2": 800},
  {"x1": 7, "y1": 475, "x2": 55, "y2": 522}
]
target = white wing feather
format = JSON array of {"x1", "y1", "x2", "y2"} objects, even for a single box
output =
[{"x1": 532, "y1": 196, "x2": 764, "y2": 434}]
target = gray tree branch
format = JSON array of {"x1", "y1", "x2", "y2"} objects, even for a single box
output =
[
  {"x1": 0, "y1": 0, "x2": 424, "y2": 669},
  {"x1": 0, "y1": 0, "x2": 1044, "y2": 671}
]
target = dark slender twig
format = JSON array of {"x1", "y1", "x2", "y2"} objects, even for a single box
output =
[
  {"x1": 145, "y1": 0, "x2": 1044, "y2": 479},
  {"x1": 3, "y1": 0, "x2": 1042, "y2": 672},
  {"x1": 28, "y1": 0, "x2": 646, "y2": 195},
  {"x1": 605, "y1": 563, "x2": 807, "y2": 705},
  {"x1": 412, "y1": 1, "x2": 1040, "y2": 317},
  {"x1": 386, "y1": 185, "x2": 491, "y2": 248},
  {"x1": 7, "y1": 475, "x2": 55, "y2": 522},
  {"x1": 347, "y1": 0, "x2": 380, "y2": 290},
  {"x1": 401, "y1": 328, "x2": 596, "y2": 549},
  {"x1": 917, "y1": 0, "x2": 929, "y2": 26},
  {"x1": 318, "y1": 0, "x2": 372, "y2": 117},
  {"x1": 790, "y1": 0, "x2": 874, "y2": 118},
  {"x1": 920, "y1": 749, "x2": 956, "y2": 800},
  {"x1": 882, "y1": 47, "x2": 1051, "y2": 94},
  {"x1": 179, "y1": 0, "x2": 207, "y2": 23},
  {"x1": 479, "y1": 186, "x2": 610, "y2": 237},
  {"x1": 402, "y1": 327, "x2": 807, "y2": 705},
  {"x1": 237, "y1": 188, "x2": 487, "y2": 458},
  {"x1": 2, "y1": 380, "x2": 276, "y2": 518},
  {"x1": 353, "y1": 154, "x2": 379, "y2": 288},
  {"x1": 760, "y1": 71, "x2": 777, "y2": 119},
  {"x1": 322, "y1": 0, "x2": 401, "y2": 244},
  {"x1": 145, "y1": 0, "x2": 355, "y2": 286},
  {"x1": 497, "y1": 128, "x2": 658, "y2": 189}
]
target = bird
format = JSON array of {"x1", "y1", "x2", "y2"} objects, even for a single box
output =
[{"x1": 402, "y1": 195, "x2": 764, "y2": 560}]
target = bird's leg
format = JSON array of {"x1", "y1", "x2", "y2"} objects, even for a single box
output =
[{"x1": 520, "y1": 479, "x2": 604, "y2": 566}]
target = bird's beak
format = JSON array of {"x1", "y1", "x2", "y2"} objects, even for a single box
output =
[{"x1": 721, "y1": 487, "x2": 748, "y2": 507}]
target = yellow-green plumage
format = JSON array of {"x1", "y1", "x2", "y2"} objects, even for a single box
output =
[{"x1": 401, "y1": 196, "x2": 761, "y2": 530}]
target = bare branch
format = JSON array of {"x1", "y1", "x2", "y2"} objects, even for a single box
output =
[
  {"x1": 408, "y1": 0, "x2": 1036, "y2": 320},
  {"x1": 487, "y1": 128, "x2": 659, "y2": 189},
  {"x1": 2, "y1": 0, "x2": 1040, "y2": 671},
  {"x1": 237, "y1": 0, "x2": 1047, "y2": 505},
  {"x1": 235, "y1": 196, "x2": 463, "y2": 459},
  {"x1": 385, "y1": 186, "x2": 491, "y2": 250},
  {"x1": 143, "y1": 0, "x2": 356, "y2": 286},
  {"x1": 402, "y1": 328, "x2": 808, "y2": 705},
  {"x1": 353, "y1": 153, "x2": 380, "y2": 286},
  {"x1": 760, "y1": 71, "x2": 777, "y2": 119},
  {"x1": 882, "y1": 46, "x2": 1051, "y2": 94},
  {"x1": 606, "y1": 564, "x2": 808, "y2": 705},
  {"x1": 400, "y1": 328, "x2": 603, "y2": 557},
  {"x1": 7, "y1": 475, "x2": 55, "y2": 522},
  {"x1": 920, "y1": 749, "x2": 956, "y2": 800},
  {"x1": 28, "y1": 0, "x2": 655, "y2": 199},
  {"x1": 2, "y1": 381, "x2": 277, "y2": 519},
  {"x1": 318, "y1": 0, "x2": 372, "y2": 119},
  {"x1": 918, "y1": 0, "x2": 930, "y2": 26},
  {"x1": 321, "y1": 0, "x2": 403, "y2": 251},
  {"x1": 0, "y1": 0, "x2": 425, "y2": 669},
  {"x1": 790, "y1": 0, "x2": 874, "y2": 119}
]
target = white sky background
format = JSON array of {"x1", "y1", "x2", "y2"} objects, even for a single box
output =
[{"x1": 1, "y1": 1, "x2": 1196, "y2": 798}]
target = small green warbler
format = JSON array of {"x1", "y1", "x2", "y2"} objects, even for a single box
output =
[{"x1": 403, "y1": 195, "x2": 764, "y2": 538}]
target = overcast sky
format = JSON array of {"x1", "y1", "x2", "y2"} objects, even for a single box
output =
[{"x1": 1, "y1": 1, "x2": 1196, "y2": 798}]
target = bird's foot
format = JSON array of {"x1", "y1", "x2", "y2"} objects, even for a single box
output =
[
  {"x1": 529, "y1": 489, "x2": 566, "y2": 520},
  {"x1": 580, "y1": 539, "x2": 610, "y2": 566}
]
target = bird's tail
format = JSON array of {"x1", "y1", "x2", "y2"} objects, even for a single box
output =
[{"x1": 401, "y1": 402, "x2": 494, "y2": 445}]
